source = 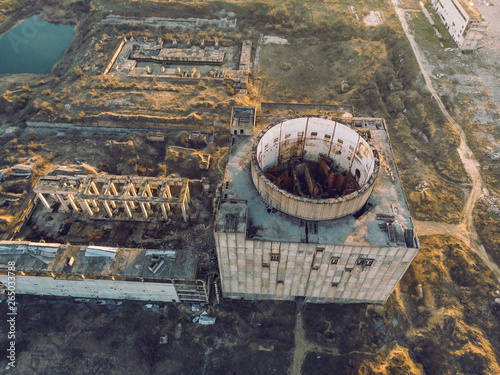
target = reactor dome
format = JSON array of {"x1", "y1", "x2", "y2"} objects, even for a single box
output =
[{"x1": 250, "y1": 117, "x2": 379, "y2": 221}]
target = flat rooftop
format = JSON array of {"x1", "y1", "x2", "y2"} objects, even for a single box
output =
[
  {"x1": 231, "y1": 107, "x2": 255, "y2": 127},
  {"x1": 0, "y1": 242, "x2": 200, "y2": 280},
  {"x1": 217, "y1": 118, "x2": 416, "y2": 248}
]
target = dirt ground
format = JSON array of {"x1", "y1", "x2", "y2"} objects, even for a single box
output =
[
  {"x1": 0, "y1": 0, "x2": 500, "y2": 374},
  {"x1": 399, "y1": 0, "x2": 500, "y2": 288}
]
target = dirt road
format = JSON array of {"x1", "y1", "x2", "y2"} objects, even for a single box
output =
[
  {"x1": 391, "y1": 0, "x2": 500, "y2": 283},
  {"x1": 289, "y1": 309, "x2": 310, "y2": 375}
]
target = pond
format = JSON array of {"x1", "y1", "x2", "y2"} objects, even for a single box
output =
[{"x1": 0, "y1": 15, "x2": 75, "y2": 75}]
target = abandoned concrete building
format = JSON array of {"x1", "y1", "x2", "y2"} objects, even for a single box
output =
[
  {"x1": 214, "y1": 116, "x2": 419, "y2": 304},
  {"x1": 0, "y1": 109, "x2": 418, "y2": 306},
  {"x1": 106, "y1": 37, "x2": 252, "y2": 91},
  {"x1": 33, "y1": 174, "x2": 192, "y2": 221},
  {"x1": 431, "y1": 0, "x2": 488, "y2": 50},
  {"x1": 0, "y1": 241, "x2": 210, "y2": 302},
  {"x1": 230, "y1": 106, "x2": 256, "y2": 136},
  {"x1": 0, "y1": 170, "x2": 214, "y2": 303}
]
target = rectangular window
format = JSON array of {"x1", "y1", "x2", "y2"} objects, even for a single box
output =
[
  {"x1": 364, "y1": 259, "x2": 374, "y2": 267},
  {"x1": 270, "y1": 254, "x2": 280, "y2": 262},
  {"x1": 331, "y1": 257, "x2": 340, "y2": 265},
  {"x1": 337, "y1": 139, "x2": 344, "y2": 144},
  {"x1": 356, "y1": 258, "x2": 375, "y2": 267},
  {"x1": 331, "y1": 282, "x2": 339, "y2": 287},
  {"x1": 312, "y1": 248, "x2": 324, "y2": 270},
  {"x1": 310, "y1": 132, "x2": 318, "y2": 137},
  {"x1": 262, "y1": 263, "x2": 270, "y2": 268},
  {"x1": 324, "y1": 134, "x2": 331, "y2": 139},
  {"x1": 277, "y1": 280, "x2": 284, "y2": 284}
]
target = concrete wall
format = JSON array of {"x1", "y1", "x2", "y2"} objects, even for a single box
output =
[
  {"x1": 251, "y1": 162, "x2": 375, "y2": 220},
  {"x1": 255, "y1": 118, "x2": 375, "y2": 188},
  {"x1": 0, "y1": 275, "x2": 180, "y2": 302},
  {"x1": 251, "y1": 118, "x2": 378, "y2": 221},
  {"x1": 27, "y1": 121, "x2": 215, "y2": 134},
  {"x1": 214, "y1": 231, "x2": 419, "y2": 304},
  {"x1": 230, "y1": 125, "x2": 253, "y2": 136},
  {"x1": 103, "y1": 38, "x2": 126, "y2": 75}
]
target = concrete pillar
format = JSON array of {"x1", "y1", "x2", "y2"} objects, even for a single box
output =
[
  {"x1": 161, "y1": 203, "x2": 168, "y2": 220},
  {"x1": 37, "y1": 193, "x2": 51, "y2": 210},
  {"x1": 109, "y1": 183, "x2": 118, "y2": 208},
  {"x1": 128, "y1": 185, "x2": 137, "y2": 209},
  {"x1": 183, "y1": 190, "x2": 190, "y2": 212},
  {"x1": 165, "y1": 185, "x2": 172, "y2": 198},
  {"x1": 185, "y1": 184, "x2": 191, "y2": 204},
  {"x1": 86, "y1": 183, "x2": 100, "y2": 210},
  {"x1": 144, "y1": 184, "x2": 152, "y2": 211},
  {"x1": 82, "y1": 199, "x2": 94, "y2": 216},
  {"x1": 90, "y1": 181, "x2": 100, "y2": 195},
  {"x1": 181, "y1": 202, "x2": 188, "y2": 222},
  {"x1": 56, "y1": 194, "x2": 69, "y2": 212},
  {"x1": 140, "y1": 202, "x2": 148, "y2": 219},
  {"x1": 67, "y1": 194, "x2": 79, "y2": 212},
  {"x1": 123, "y1": 202, "x2": 132, "y2": 218},
  {"x1": 90, "y1": 199, "x2": 99, "y2": 210},
  {"x1": 164, "y1": 185, "x2": 172, "y2": 212},
  {"x1": 76, "y1": 198, "x2": 87, "y2": 212},
  {"x1": 103, "y1": 201, "x2": 113, "y2": 218}
]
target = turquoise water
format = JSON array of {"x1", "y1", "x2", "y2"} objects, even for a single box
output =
[{"x1": 0, "y1": 15, "x2": 75, "y2": 75}]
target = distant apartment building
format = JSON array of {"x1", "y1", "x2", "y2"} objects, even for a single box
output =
[{"x1": 431, "y1": 0, "x2": 488, "y2": 50}]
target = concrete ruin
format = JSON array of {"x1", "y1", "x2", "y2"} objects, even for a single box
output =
[
  {"x1": 2, "y1": 113, "x2": 418, "y2": 306},
  {"x1": 130, "y1": 44, "x2": 225, "y2": 66},
  {"x1": 230, "y1": 106, "x2": 256, "y2": 136},
  {"x1": 430, "y1": 0, "x2": 488, "y2": 50},
  {"x1": 251, "y1": 118, "x2": 378, "y2": 220},
  {"x1": 215, "y1": 116, "x2": 419, "y2": 304},
  {"x1": 34, "y1": 175, "x2": 192, "y2": 222},
  {"x1": 0, "y1": 241, "x2": 210, "y2": 303},
  {"x1": 106, "y1": 37, "x2": 252, "y2": 91}
]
